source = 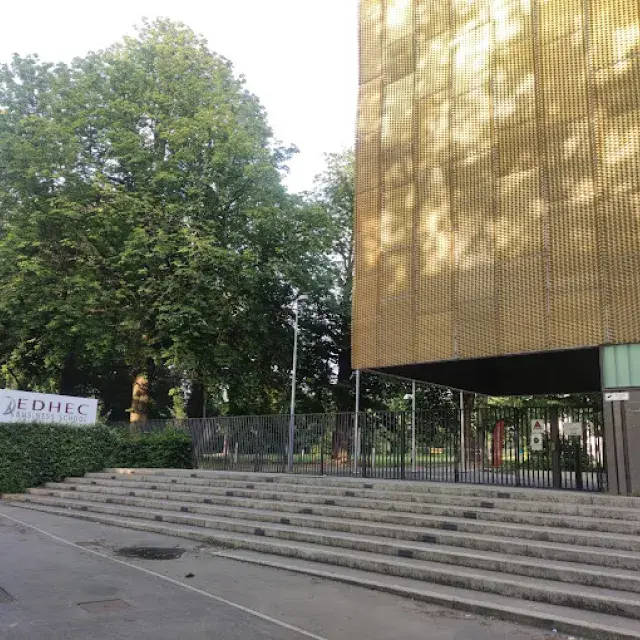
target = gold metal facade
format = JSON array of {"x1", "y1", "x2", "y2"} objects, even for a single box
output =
[{"x1": 353, "y1": 0, "x2": 640, "y2": 370}]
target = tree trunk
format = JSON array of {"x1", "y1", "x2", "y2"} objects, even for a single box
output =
[
  {"x1": 331, "y1": 414, "x2": 352, "y2": 463},
  {"x1": 187, "y1": 380, "x2": 205, "y2": 418},
  {"x1": 332, "y1": 326, "x2": 353, "y2": 462},
  {"x1": 100, "y1": 365, "x2": 132, "y2": 422},
  {"x1": 59, "y1": 353, "x2": 78, "y2": 396},
  {"x1": 334, "y1": 345, "x2": 352, "y2": 411}
]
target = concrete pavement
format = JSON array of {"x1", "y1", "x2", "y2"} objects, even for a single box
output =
[{"x1": 0, "y1": 503, "x2": 576, "y2": 640}]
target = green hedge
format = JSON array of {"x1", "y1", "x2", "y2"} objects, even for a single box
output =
[
  {"x1": 110, "y1": 428, "x2": 194, "y2": 469},
  {"x1": 0, "y1": 424, "x2": 193, "y2": 494}
]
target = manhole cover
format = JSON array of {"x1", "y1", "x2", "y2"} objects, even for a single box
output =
[
  {"x1": 116, "y1": 546, "x2": 185, "y2": 560},
  {"x1": 0, "y1": 586, "x2": 13, "y2": 603},
  {"x1": 78, "y1": 599, "x2": 130, "y2": 614}
]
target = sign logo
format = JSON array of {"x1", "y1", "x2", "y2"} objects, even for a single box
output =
[{"x1": 1, "y1": 395, "x2": 16, "y2": 417}]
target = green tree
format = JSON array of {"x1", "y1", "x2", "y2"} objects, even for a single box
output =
[
  {"x1": 0, "y1": 19, "x2": 334, "y2": 419},
  {"x1": 309, "y1": 151, "x2": 355, "y2": 412}
]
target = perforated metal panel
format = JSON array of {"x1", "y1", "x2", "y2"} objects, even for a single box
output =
[{"x1": 353, "y1": 0, "x2": 640, "y2": 370}]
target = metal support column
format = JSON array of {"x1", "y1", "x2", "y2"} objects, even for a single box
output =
[
  {"x1": 459, "y1": 391, "x2": 465, "y2": 478},
  {"x1": 411, "y1": 381, "x2": 416, "y2": 475},
  {"x1": 550, "y1": 406, "x2": 562, "y2": 489},
  {"x1": 353, "y1": 369, "x2": 360, "y2": 475}
]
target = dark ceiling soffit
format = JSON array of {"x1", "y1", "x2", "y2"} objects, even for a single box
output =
[{"x1": 365, "y1": 347, "x2": 602, "y2": 396}]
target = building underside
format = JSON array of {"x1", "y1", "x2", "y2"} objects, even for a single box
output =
[{"x1": 375, "y1": 347, "x2": 602, "y2": 396}]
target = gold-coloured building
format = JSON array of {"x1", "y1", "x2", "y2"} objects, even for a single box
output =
[{"x1": 353, "y1": 0, "x2": 640, "y2": 393}]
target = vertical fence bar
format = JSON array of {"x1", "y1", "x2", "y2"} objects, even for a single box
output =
[
  {"x1": 514, "y1": 409, "x2": 521, "y2": 487},
  {"x1": 550, "y1": 406, "x2": 561, "y2": 489},
  {"x1": 363, "y1": 412, "x2": 369, "y2": 479},
  {"x1": 452, "y1": 410, "x2": 458, "y2": 483},
  {"x1": 400, "y1": 412, "x2": 404, "y2": 478},
  {"x1": 544, "y1": 407, "x2": 551, "y2": 489},
  {"x1": 459, "y1": 391, "x2": 465, "y2": 481}
]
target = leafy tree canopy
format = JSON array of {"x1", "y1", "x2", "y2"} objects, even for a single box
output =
[{"x1": 0, "y1": 19, "x2": 333, "y2": 418}]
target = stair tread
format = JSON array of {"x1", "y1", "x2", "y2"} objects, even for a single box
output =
[
  {"x1": 29, "y1": 493, "x2": 640, "y2": 574},
  {"x1": 102, "y1": 468, "x2": 640, "y2": 507},
  {"x1": 49, "y1": 479, "x2": 640, "y2": 534},
  {"x1": 9, "y1": 496, "x2": 640, "y2": 601},
  {"x1": 28, "y1": 488, "x2": 640, "y2": 561},
  {"x1": 82, "y1": 474, "x2": 639, "y2": 518},
  {"x1": 213, "y1": 549, "x2": 640, "y2": 636},
  {"x1": 56, "y1": 478, "x2": 633, "y2": 524},
  {"x1": 79, "y1": 476, "x2": 630, "y2": 514}
]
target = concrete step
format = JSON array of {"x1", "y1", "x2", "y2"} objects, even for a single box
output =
[
  {"x1": 13, "y1": 492, "x2": 640, "y2": 595},
  {"x1": 101, "y1": 468, "x2": 634, "y2": 508},
  {"x1": 80, "y1": 474, "x2": 638, "y2": 521},
  {"x1": 49, "y1": 479, "x2": 640, "y2": 535},
  {"x1": 35, "y1": 486, "x2": 640, "y2": 552},
  {"x1": 211, "y1": 549, "x2": 640, "y2": 640},
  {"x1": 29, "y1": 487, "x2": 640, "y2": 570},
  {"x1": 4, "y1": 496, "x2": 640, "y2": 623}
]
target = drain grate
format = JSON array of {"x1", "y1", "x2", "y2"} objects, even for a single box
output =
[
  {"x1": 78, "y1": 599, "x2": 130, "y2": 614},
  {"x1": 116, "y1": 546, "x2": 185, "y2": 560}
]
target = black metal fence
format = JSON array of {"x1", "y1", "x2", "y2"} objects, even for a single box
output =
[
  {"x1": 118, "y1": 403, "x2": 606, "y2": 491},
  {"x1": 453, "y1": 405, "x2": 606, "y2": 491}
]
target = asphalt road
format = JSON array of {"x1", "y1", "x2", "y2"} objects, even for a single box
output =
[{"x1": 0, "y1": 503, "x2": 577, "y2": 640}]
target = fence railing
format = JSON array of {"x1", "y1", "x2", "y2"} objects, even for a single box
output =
[{"x1": 111, "y1": 403, "x2": 606, "y2": 491}]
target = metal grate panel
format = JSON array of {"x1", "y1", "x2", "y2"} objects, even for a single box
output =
[{"x1": 353, "y1": 0, "x2": 640, "y2": 369}]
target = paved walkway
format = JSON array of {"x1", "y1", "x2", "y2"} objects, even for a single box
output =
[{"x1": 0, "y1": 503, "x2": 577, "y2": 640}]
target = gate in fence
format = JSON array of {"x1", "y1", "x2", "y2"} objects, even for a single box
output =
[{"x1": 138, "y1": 403, "x2": 606, "y2": 491}]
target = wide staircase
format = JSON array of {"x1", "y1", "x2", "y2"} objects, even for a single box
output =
[{"x1": 4, "y1": 469, "x2": 640, "y2": 639}]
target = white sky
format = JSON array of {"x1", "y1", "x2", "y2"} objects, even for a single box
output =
[{"x1": 0, "y1": 0, "x2": 359, "y2": 193}]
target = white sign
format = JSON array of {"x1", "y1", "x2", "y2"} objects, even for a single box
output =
[
  {"x1": 530, "y1": 434, "x2": 544, "y2": 452},
  {"x1": 563, "y1": 422, "x2": 583, "y2": 437},
  {"x1": 0, "y1": 389, "x2": 98, "y2": 425},
  {"x1": 531, "y1": 419, "x2": 546, "y2": 432},
  {"x1": 605, "y1": 392, "x2": 630, "y2": 402}
]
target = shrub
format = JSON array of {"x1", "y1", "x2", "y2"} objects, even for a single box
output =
[
  {"x1": 0, "y1": 424, "x2": 193, "y2": 494},
  {"x1": 111, "y1": 428, "x2": 194, "y2": 469}
]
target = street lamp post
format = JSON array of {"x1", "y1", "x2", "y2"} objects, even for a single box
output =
[{"x1": 288, "y1": 295, "x2": 307, "y2": 473}]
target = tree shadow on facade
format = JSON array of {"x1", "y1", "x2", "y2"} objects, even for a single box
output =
[{"x1": 354, "y1": 0, "x2": 640, "y2": 393}]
